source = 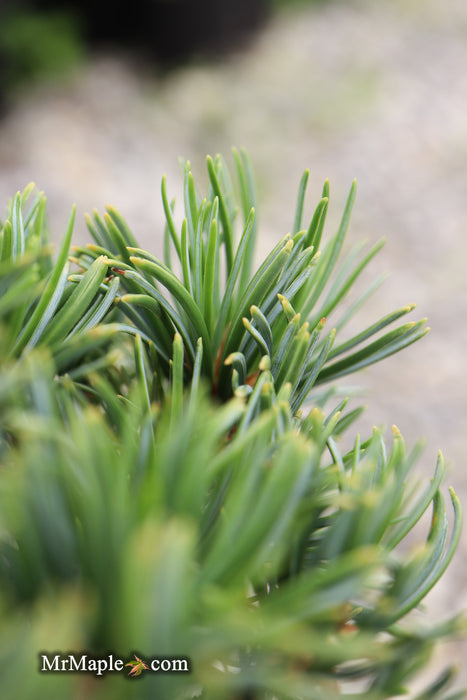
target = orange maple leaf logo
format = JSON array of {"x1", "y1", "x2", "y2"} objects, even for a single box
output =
[{"x1": 125, "y1": 655, "x2": 149, "y2": 677}]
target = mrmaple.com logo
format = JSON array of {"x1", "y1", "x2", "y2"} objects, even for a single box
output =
[{"x1": 39, "y1": 653, "x2": 191, "y2": 678}]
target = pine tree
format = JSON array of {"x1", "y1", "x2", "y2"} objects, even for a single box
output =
[{"x1": 0, "y1": 151, "x2": 463, "y2": 700}]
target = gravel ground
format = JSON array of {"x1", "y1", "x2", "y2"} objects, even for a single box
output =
[{"x1": 1, "y1": 0, "x2": 466, "y2": 690}]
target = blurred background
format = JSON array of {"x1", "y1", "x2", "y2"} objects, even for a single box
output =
[{"x1": 0, "y1": 0, "x2": 466, "y2": 689}]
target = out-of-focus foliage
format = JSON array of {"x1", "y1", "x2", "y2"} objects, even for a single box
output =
[
  {"x1": 274, "y1": 0, "x2": 328, "y2": 5},
  {"x1": 0, "y1": 0, "x2": 267, "y2": 97},
  {"x1": 0, "y1": 153, "x2": 463, "y2": 699},
  {"x1": 0, "y1": 8, "x2": 85, "y2": 90}
]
